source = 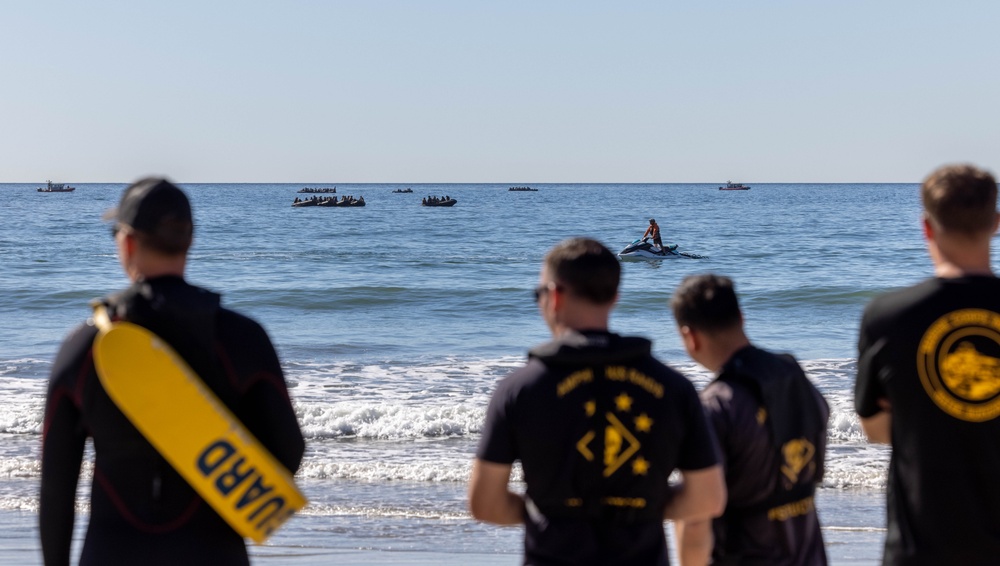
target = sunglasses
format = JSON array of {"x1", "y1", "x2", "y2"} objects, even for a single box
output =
[{"x1": 533, "y1": 283, "x2": 563, "y2": 302}]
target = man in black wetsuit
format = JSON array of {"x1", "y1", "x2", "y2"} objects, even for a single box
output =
[
  {"x1": 855, "y1": 164, "x2": 1000, "y2": 565},
  {"x1": 469, "y1": 237, "x2": 725, "y2": 565},
  {"x1": 671, "y1": 274, "x2": 829, "y2": 566},
  {"x1": 40, "y1": 178, "x2": 305, "y2": 566}
]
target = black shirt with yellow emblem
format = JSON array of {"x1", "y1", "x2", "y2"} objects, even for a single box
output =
[
  {"x1": 702, "y1": 345, "x2": 829, "y2": 566},
  {"x1": 477, "y1": 330, "x2": 719, "y2": 565},
  {"x1": 856, "y1": 276, "x2": 1000, "y2": 566}
]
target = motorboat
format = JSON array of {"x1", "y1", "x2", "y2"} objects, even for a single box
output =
[
  {"x1": 392, "y1": 188, "x2": 413, "y2": 193},
  {"x1": 508, "y1": 186, "x2": 537, "y2": 192},
  {"x1": 299, "y1": 187, "x2": 336, "y2": 193},
  {"x1": 617, "y1": 239, "x2": 707, "y2": 260},
  {"x1": 336, "y1": 197, "x2": 366, "y2": 207},
  {"x1": 37, "y1": 181, "x2": 75, "y2": 192},
  {"x1": 295, "y1": 196, "x2": 365, "y2": 207},
  {"x1": 719, "y1": 181, "x2": 750, "y2": 191},
  {"x1": 422, "y1": 198, "x2": 457, "y2": 207}
]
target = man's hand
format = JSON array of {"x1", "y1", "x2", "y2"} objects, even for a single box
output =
[
  {"x1": 468, "y1": 459, "x2": 525, "y2": 525},
  {"x1": 675, "y1": 519, "x2": 713, "y2": 566},
  {"x1": 664, "y1": 465, "x2": 726, "y2": 522}
]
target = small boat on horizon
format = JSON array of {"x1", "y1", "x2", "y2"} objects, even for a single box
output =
[
  {"x1": 293, "y1": 195, "x2": 365, "y2": 207},
  {"x1": 392, "y1": 188, "x2": 414, "y2": 193},
  {"x1": 37, "y1": 181, "x2": 75, "y2": 193},
  {"x1": 508, "y1": 186, "x2": 537, "y2": 192},
  {"x1": 719, "y1": 181, "x2": 750, "y2": 191},
  {"x1": 422, "y1": 196, "x2": 457, "y2": 207}
]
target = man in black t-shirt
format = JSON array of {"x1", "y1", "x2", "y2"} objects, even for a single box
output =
[
  {"x1": 470, "y1": 238, "x2": 725, "y2": 566},
  {"x1": 671, "y1": 274, "x2": 829, "y2": 566},
  {"x1": 855, "y1": 164, "x2": 1000, "y2": 565}
]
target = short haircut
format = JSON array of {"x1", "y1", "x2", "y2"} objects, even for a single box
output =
[
  {"x1": 544, "y1": 238, "x2": 620, "y2": 305},
  {"x1": 921, "y1": 164, "x2": 998, "y2": 235},
  {"x1": 671, "y1": 273, "x2": 742, "y2": 333}
]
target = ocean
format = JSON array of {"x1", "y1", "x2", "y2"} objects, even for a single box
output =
[{"x1": 3, "y1": 182, "x2": 988, "y2": 564}]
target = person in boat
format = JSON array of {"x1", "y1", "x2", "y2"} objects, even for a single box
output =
[
  {"x1": 293, "y1": 197, "x2": 300, "y2": 203},
  {"x1": 643, "y1": 219, "x2": 663, "y2": 251},
  {"x1": 470, "y1": 238, "x2": 725, "y2": 565}
]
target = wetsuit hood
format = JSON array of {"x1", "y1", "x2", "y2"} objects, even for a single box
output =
[{"x1": 529, "y1": 330, "x2": 651, "y2": 367}]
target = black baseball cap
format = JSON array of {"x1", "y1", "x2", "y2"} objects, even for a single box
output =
[{"x1": 104, "y1": 177, "x2": 193, "y2": 253}]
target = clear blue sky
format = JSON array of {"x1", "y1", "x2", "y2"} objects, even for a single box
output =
[{"x1": 3, "y1": 1, "x2": 998, "y2": 182}]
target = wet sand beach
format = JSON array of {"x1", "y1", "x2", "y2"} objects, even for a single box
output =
[{"x1": 1, "y1": 487, "x2": 885, "y2": 564}]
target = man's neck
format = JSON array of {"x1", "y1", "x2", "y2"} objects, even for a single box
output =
[
  {"x1": 930, "y1": 237, "x2": 994, "y2": 278},
  {"x1": 551, "y1": 322, "x2": 609, "y2": 339},
  {"x1": 934, "y1": 262, "x2": 994, "y2": 278},
  {"x1": 707, "y1": 332, "x2": 751, "y2": 374}
]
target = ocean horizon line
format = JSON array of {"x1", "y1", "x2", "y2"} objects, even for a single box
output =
[{"x1": 2, "y1": 181, "x2": 921, "y2": 186}]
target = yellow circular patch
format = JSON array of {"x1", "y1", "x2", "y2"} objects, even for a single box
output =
[{"x1": 917, "y1": 309, "x2": 1000, "y2": 422}]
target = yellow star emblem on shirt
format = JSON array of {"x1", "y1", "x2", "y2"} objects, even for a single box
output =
[
  {"x1": 634, "y1": 413, "x2": 653, "y2": 433},
  {"x1": 614, "y1": 393, "x2": 633, "y2": 412},
  {"x1": 756, "y1": 407, "x2": 768, "y2": 425},
  {"x1": 632, "y1": 456, "x2": 650, "y2": 475}
]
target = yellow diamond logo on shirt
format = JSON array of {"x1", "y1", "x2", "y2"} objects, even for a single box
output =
[
  {"x1": 576, "y1": 394, "x2": 647, "y2": 477},
  {"x1": 603, "y1": 412, "x2": 641, "y2": 477}
]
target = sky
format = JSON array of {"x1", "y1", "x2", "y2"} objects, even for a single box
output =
[{"x1": 3, "y1": 1, "x2": 999, "y2": 183}]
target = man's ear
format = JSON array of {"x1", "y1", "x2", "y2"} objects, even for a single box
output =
[
  {"x1": 550, "y1": 284, "x2": 565, "y2": 311},
  {"x1": 922, "y1": 214, "x2": 935, "y2": 242},
  {"x1": 680, "y1": 325, "x2": 699, "y2": 353}
]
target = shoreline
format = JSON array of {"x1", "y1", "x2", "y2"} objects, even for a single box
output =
[{"x1": 1, "y1": 487, "x2": 885, "y2": 565}]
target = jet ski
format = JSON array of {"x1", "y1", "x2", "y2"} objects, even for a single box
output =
[{"x1": 617, "y1": 239, "x2": 707, "y2": 260}]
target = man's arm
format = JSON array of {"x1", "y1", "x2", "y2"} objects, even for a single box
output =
[
  {"x1": 468, "y1": 459, "x2": 524, "y2": 525},
  {"x1": 40, "y1": 329, "x2": 93, "y2": 566},
  {"x1": 40, "y1": 387, "x2": 87, "y2": 566},
  {"x1": 674, "y1": 519, "x2": 712, "y2": 566},
  {"x1": 860, "y1": 398, "x2": 892, "y2": 444},
  {"x1": 663, "y1": 465, "x2": 726, "y2": 522},
  {"x1": 855, "y1": 311, "x2": 892, "y2": 444},
  {"x1": 225, "y1": 318, "x2": 306, "y2": 473}
]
